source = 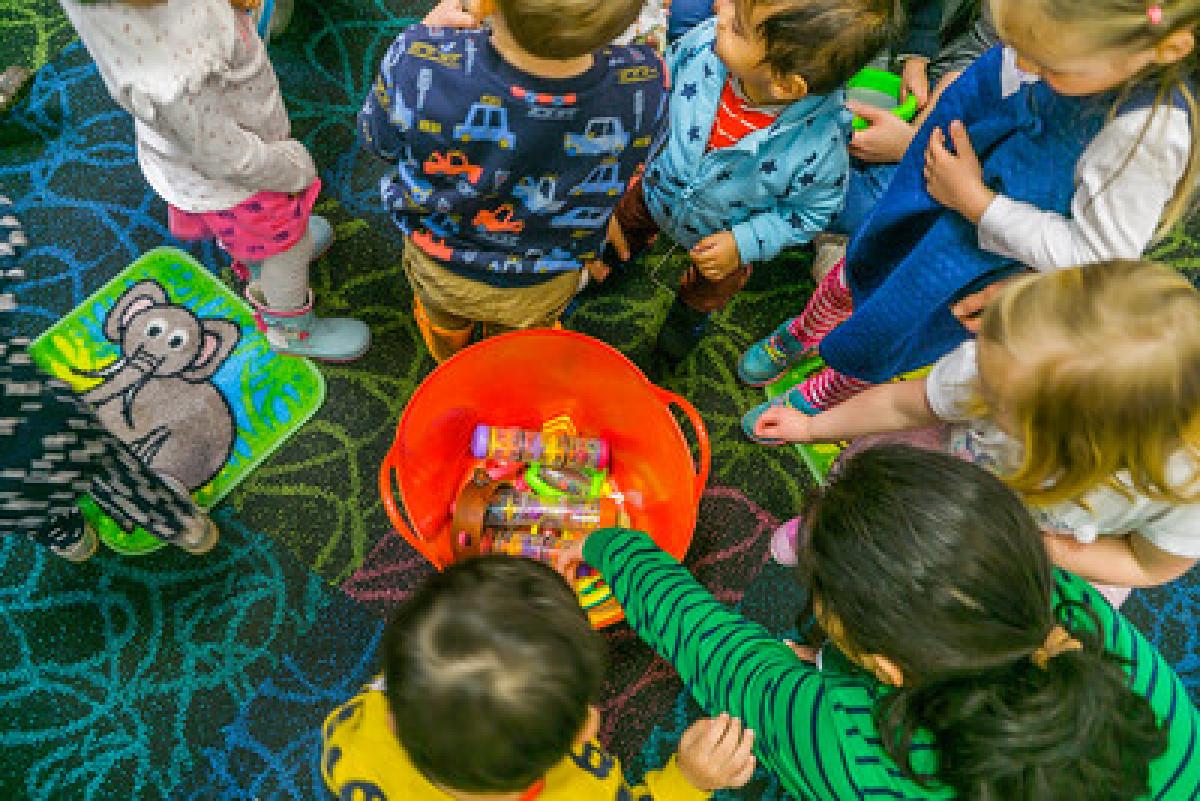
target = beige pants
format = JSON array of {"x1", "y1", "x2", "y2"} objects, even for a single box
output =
[{"x1": 403, "y1": 238, "x2": 580, "y2": 360}]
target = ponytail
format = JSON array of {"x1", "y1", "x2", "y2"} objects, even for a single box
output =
[
  {"x1": 877, "y1": 604, "x2": 1167, "y2": 799},
  {"x1": 798, "y1": 446, "x2": 1168, "y2": 800}
]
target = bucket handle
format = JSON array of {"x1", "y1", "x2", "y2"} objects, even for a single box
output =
[
  {"x1": 379, "y1": 442, "x2": 428, "y2": 547},
  {"x1": 650, "y1": 386, "x2": 711, "y2": 506}
]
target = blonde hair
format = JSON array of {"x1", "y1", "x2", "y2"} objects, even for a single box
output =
[
  {"x1": 496, "y1": 0, "x2": 644, "y2": 59},
  {"x1": 991, "y1": 0, "x2": 1200, "y2": 238},
  {"x1": 977, "y1": 261, "x2": 1200, "y2": 507}
]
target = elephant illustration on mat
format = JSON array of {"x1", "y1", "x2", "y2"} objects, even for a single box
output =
[{"x1": 78, "y1": 279, "x2": 240, "y2": 491}]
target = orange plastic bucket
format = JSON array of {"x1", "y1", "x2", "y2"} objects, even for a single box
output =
[{"x1": 379, "y1": 330, "x2": 710, "y2": 617}]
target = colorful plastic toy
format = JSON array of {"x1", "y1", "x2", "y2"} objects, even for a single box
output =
[
  {"x1": 484, "y1": 486, "x2": 618, "y2": 531},
  {"x1": 847, "y1": 67, "x2": 921, "y2": 132},
  {"x1": 525, "y1": 464, "x2": 606, "y2": 499},
  {"x1": 472, "y1": 425, "x2": 610, "y2": 469}
]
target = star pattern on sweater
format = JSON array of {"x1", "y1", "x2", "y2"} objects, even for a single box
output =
[
  {"x1": 688, "y1": 125, "x2": 702, "y2": 142},
  {"x1": 761, "y1": 160, "x2": 777, "y2": 174},
  {"x1": 680, "y1": 82, "x2": 698, "y2": 100}
]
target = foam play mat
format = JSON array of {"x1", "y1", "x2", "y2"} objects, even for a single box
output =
[{"x1": 29, "y1": 246, "x2": 325, "y2": 554}]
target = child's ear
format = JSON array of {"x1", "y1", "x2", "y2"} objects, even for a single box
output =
[
  {"x1": 573, "y1": 705, "x2": 602, "y2": 748},
  {"x1": 771, "y1": 73, "x2": 809, "y2": 102},
  {"x1": 1154, "y1": 28, "x2": 1195, "y2": 65}
]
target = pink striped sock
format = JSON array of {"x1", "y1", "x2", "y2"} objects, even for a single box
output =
[
  {"x1": 786, "y1": 259, "x2": 853, "y2": 350},
  {"x1": 797, "y1": 366, "x2": 872, "y2": 410}
]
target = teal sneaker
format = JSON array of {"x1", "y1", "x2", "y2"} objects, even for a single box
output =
[
  {"x1": 247, "y1": 284, "x2": 371, "y2": 363},
  {"x1": 738, "y1": 321, "x2": 809, "y2": 387},
  {"x1": 742, "y1": 387, "x2": 818, "y2": 445}
]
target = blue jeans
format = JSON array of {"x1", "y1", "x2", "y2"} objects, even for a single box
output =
[
  {"x1": 669, "y1": 0, "x2": 713, "y2": 40},
  {"x1": 829, "y1": 161, "x2": 898, "y2": 238}
]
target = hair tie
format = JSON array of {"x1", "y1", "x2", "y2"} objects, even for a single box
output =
[
  {"x1": 1148, "y1": 4, "x2": 1165, "y2": 25},
  {"x1": 1031, "y1": 625, "x2": 1083, "y2": 670}
]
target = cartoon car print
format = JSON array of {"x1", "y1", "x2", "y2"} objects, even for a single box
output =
[
  {"x1": 412, "y1": 229, "x2": 454, "y2": 260},
  {"x1": 425, "y1": 150, "x2": 484, "y2": 184},
  {"x1": 535, "y1": 247, "x2": 579, "y2": 271},
  {"x1": 454, "y1": 101, "x2": 516, "y2": 149},
  {"x1": 401, "y1": 169, "x2": 435, "y2": 204},
  {"x1": 513, "y1": 175, "x2": 565, "y2": 214},
  {"x1": 474, "y1": 204, "x2": 525, "y2": 234},
  {"x1": 569, "y1": 161, "x2": 624, "y2": 196},
  {"x1": 424, "y1": 212, "x2": 460, "y2": 239},
  {"x1": 550, "y1": 207, "x2": 610, "y2": 229},
  {"x1": 564, "y1": 117, "x2": 629, "y2": 156}
]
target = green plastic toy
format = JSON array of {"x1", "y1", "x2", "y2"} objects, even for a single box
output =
[{"x1": 847, "y1": 67, "x2": 921, "y2": 132}]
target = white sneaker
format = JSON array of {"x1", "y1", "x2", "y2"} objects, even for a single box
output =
[{"x1": 51, "y1": 521, "x2": 99, "y2": 563}]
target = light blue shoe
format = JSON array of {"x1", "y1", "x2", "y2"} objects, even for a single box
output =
[
  {"x1": 742, "y1": 387, "x2": 818, "y2": 445},
  {"x1": 233, "y1": 215, "x2": 333, "y2": 283},
  {"x1": 308, "y1": 214, "x2": 334, "y2": 260},
  {"x1": 738, "y1": 321, "x2": 809, "y2": 386},
  {"x1": 247, "y1": 284, "x2": 371, "y2": 363}
]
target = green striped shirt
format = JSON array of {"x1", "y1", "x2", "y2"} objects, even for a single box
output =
[{"x1": 585, "y1": 528, "x2": 1200, "y2": 800}]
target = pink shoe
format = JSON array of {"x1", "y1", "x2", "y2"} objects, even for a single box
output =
[{"x1": 771, "y1": 517, "x2": 802, "y2": 566}]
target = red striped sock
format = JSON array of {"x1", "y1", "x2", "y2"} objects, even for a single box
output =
[
  {"x1": 797, "y1": 366, "x2": 871, "y2": 410},
  {"x1": 786, "y1": 260, "x2": 852, "y2": 350}
]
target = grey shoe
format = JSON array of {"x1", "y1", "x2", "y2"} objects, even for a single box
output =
[{"x1": 811, "y1": 233, "x2": 848, "y2": 283}]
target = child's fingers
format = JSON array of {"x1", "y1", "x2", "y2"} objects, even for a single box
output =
[
  {"x1": 608, "y1": 216, "x2": 631, "y2": 262},
  {"x1": 949, "y1": 119, "x2": 975, "y2": 162},
  {"x1": 729, "y1": 727, "x2": 756, "y2": 778}
]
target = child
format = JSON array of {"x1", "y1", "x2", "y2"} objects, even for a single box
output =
[
  {"x1": 358, "y1": 0, "x2": 667, "y2": 363},
  {"x1": 754, "y1": 261, "x2": 1200, "y2": 593},
  {"x1": 560, "y1": 445, "x2": 1199, "y2": 800},
  {"x1": 321, "y1": 556, "x2": 756, "y2": 799},
  {"x1": 602, "y1": 0, "x2": 894, "y2": 364},
  {"x1": 59, "y1": 0, "x2": 370, "y2": 362},
  {"x1": 739, "y1": 0, "x2": 1198, "y2": 419}
]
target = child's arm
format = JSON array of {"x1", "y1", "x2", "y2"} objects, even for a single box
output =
[
  {"x1": 154, "y1": 87, "x2": 316, "y2": 195},
  {"x1": 567, "y1": 529, "x2": 879, "y2": 798},
  {"x1": 753, "y1": 376, "x2": 938, "y2": 444},
  {"x1": 1044, "y1": 532, "x2": 1198, "y2": 588},
  {"x1": 729, "y1": 176, "x2": 845, "y2": 269},
  {"x1": 357, "y1": 33, "x2": 417, "y2": 164},
  {"x1": 925, "y1": 107, "x2": 1191, "y2": 269}
]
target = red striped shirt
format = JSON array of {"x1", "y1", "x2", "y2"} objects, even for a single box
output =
[{"x1": 706, "y1": 78, "x2": 779, "y2": 151}]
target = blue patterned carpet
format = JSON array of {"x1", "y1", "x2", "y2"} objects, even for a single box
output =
[{"x1": 3, "y1": 2, "x2": 1200, "y2": 799}]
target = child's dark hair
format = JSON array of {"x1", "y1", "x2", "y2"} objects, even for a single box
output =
[
  {"x1": 798, "y1": 445, "x2": 1168, "y2": 800},
  {"x1": 740, "y1": 0, "x2": 896, "y2": 94},
  {"x1": 382, "y1": 556, "x2": 606, "y2": 793}
]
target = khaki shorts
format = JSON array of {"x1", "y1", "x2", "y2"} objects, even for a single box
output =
[{"x1": 402, "y1": 238, "x2": 581, "y2": 334}]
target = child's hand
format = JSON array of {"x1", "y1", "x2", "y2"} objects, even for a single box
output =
[
  {"x1": 950, "y1": 275, "x2": 1020, "y2": 332},
  {"x1": 924, "y1": 120, "x2": 996, "y2": 223},
  {"x1": 607, "y1": 214, "x2": 631, "y2": 262},
  {"x1": 784, "y1": 640, "x2": 820, "y2": 663},
  {"x1": 677, "y1": 713, "x2": 757, "y2": 791},
  {"x1": 554, "y1": 534, "x2": 590, "y2": 581},
  {"x1": 846, "y1": 100, "x2": 916, "y2": 164},
  {"x1": 901, "y1": 57, "x2": 931, "y2": 108},
  {"x1": 690, "y1": 231, "x2": 740, "y2": 280},
  {"x1": 753, "y1": 405, "x2": 814, "y2": 444},
  {"x1": 423, "y1": 0, "x2": 480, "y2": 27}
]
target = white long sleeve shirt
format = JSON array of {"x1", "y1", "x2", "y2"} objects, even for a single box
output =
[
  {"x1": 977, "y1": 50, "x2": 1191, "y2": 270},
  {"x1": 61, "y1": 0, "x2": 315, "y2": 212}
]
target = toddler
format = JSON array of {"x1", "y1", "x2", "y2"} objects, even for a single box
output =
[
  {"x1": 740, "y1": 0, "x2": 1199, "y2": 423},
  {"x1": 358, "y1": 0, "x2": 667, "y2": 362},
  {"x1": 322, "y1": 556, "x2": 756, "y2": 799},
  {"x1": 755, "y1": 261, "x2": 1200, "y2": 595},
  {"x1": 603, "y1": 0, "x2": 894, "y2": 364},
  {"x1": 60, "y1": 0, "x2": 370, "y2": 362}
]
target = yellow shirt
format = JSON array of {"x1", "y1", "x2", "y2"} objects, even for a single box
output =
[{"x1": 321, "y1": 682, "x2": 710, "y2": 801}]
